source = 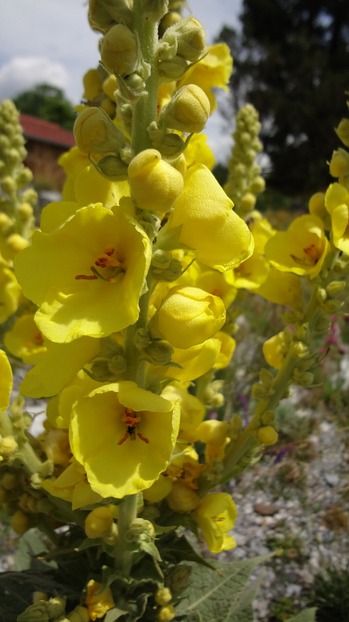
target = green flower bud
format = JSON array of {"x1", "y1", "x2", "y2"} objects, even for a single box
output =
[
  {"x1": 88, "y1": 0, "x2": 133, "y2": 33},
  {"x1": 152, "y1": 249, "x2": 172, "y2": 270},
  {"x1": 326, "y1": 280, "x2": 346, "y2": 296},
  {"x1": 16, "y1": 168, "x2": 33, "y2": 187},
  {"x1": 47, "y1": 596, "x2": 66, "y2": 620},
  {"x1": 291, "y1": 341, "x2": 309, "y2": 358},
  {"x1": 160, "y1": 17, "x2": 206, "y2": 63},
  {"x1": 16, "y1": 601, "x2": 50, "y2": 622},
  {"x1": 322, "y1": 299, "x2": 342, "y2": 314},
  {"x1": 292, "y1": 369, "x2": 314, "y2": 387},
  {"x1": 159, "y1": 11, "x2": 181, "y2": 37},
  {"x1": 74, "y1": 106, "x2": 123, "y2": 155},
  {"x1": 93, "y1": 154, "x2": 128, "y2": 180},
  {"x1": 159, "y1": 84, "x2": 210, "y2": 133},
  {"x1": 109, "y1": 354, "x2": 127, "y2": 376},
  {"x1": 316, "y1": 287, "x2": 327, "y2": 303},
  {"x1": 100, "y1": 24, "x2": 138, "y2": 76},
  {"x1": 158, "y1": 56, "x2": 188, "y2": 80},
  {"x1": 143, "y1": 339, "x2": 174, "y2": 365},
  {"x1": 141, "y1": 0, "x2": 169, "y2": 21},
  {"x1": 1, "y1": 176, "x2": 16, "y2": 195}
]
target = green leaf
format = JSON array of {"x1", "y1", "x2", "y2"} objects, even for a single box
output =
[
  {"x1": 14, "y1": 528, "x2": 50, "y2": 571},
  {"x1": 287, "y1": 608, "x2": 317, "y2": 622},
  {"x1": 175, "y1": 555, "x2": 271, "y2": 622},
  {"x1": 104, "y1": 607, "x2": 128, "y2": 621},
  {"x1": 158, "y1": 533, "x2": 214, "y2": 569}
]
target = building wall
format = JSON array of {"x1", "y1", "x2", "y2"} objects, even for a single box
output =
[{"x1": 24, "y1": 139, "x2": 68, "y2": 192}]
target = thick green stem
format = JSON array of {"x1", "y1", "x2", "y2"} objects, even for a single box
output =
[
  {"x1": 132, "y1": 1, "x2": 159, "y2": 154},
  {"x1": 114, "y1": 494, "x2": 139, "y2": 575}
]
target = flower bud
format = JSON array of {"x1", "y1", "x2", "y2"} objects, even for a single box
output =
[
  {"x1": 256, "y1": 426, "x2": 278, "y2": 446},
  {"x1": 4, "y1": 233, "x2": 29, "y2": 258},
  {"x1": 141, "y1": 0, "x2": 169, "y2": 20},
  {"x1": 0, "y1": 436, "x2": 18, "y2": 457},
  {"x1": 16, "y1": 601, "x2": 49, "y2": 622},
  {"x1": 158, "y1": 56, "x2": 189, "y2": 80},
  {"x1": 100, "y1": 24, "x2": 138, "y2": 76},
  {"x1": 240, "y1": 192, "x2": 256, "y2": 212},
  {"x1": 74, "y1": 107, "x2": 123, "y2": 155},
  {"x1": 128, "y1": 149, "x2": 184, "y2": 212},
  {"x1": 1, "y1": 472, "x2": 18, "y2": 490},
  {"x1": 197, "y1": 420, "x2": 228, "y2": 445},
  {"x1": 159, "y1": 11, "x2": 182, "y2": 37},
  {"x1": 159, "y1": 84, "x2": 210, "y2": 133},
  {"x1": 93, "y1": 154, "x2": 128, "y2": 180},
  {"x1": 153, "y1": 286, "x2": 226, "y2": 349},
  {"x1": 155, "y1": 587, "x2": 172, "y2": 606},
  {"x1": 85, "y1": 506, "x2": 114, "y2": 538},
  {"x1": 166, "y1": 481, "x2": 200, "y2": 512},
  {"x1": 335, "y1": 118, "x2": 349, "y2": 147},
  {"x1": 157, "y1": 605, "x2": 176, "y2": 622},
  {"x1": 47, "y1": 597, "x2": 66, "y2": 620},
  {"x1": 67, "y1": 606, "x2": 90, "y2": 622},
  {"x1": 329, "y1": 148, "x2": 349, "y2": 178},
  {"x1": 326, "y1": 280, "x2": 346, "y2": 296},
  {"x1": 143, "y1": 339, "x2": 174, "y2": 365},
  {"x1": 11, "y1": 509, "x2": 31, "y2": 534},
  {"x1": 88, "y1": 0, "x2": 133, "y2": 33}
]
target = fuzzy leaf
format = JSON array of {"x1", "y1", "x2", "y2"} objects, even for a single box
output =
[
  {"x1": 287, "y1": 608, "x2": 317, "y2": 622},
  {"x1": 176, "y1": 555, "x2": 270, "y2": 622},
  {"x1": 14, "y1": 528, "x2": 50, "y2": 571},
  {"x1": 104, "y1": 607, "x2": 128, "y2": 621}
]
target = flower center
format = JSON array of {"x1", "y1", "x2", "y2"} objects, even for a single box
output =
[
  {"x1": 290, "y1": 243, "x2": 321, "y2": 267},
  {"x1": 117, "y1": 407, "x2": 149, "y2": 445},
  {"x1": 75, "y1": 247, "x2": 125, "y2": 282}
]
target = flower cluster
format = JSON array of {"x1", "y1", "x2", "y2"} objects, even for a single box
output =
[{"x1": 1, "y1": 1, "x2": 349, "y2": 620}]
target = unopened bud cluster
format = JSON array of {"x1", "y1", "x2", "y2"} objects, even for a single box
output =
[
  {"x1": 0, "y1": 100, "x2": 36, "y2": 255},
  {"x1": 224, "y1": 103, "x2": 265, "y2": 216}
]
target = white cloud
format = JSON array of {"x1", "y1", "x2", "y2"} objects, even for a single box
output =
[{"x1": 0, "y1": 56, "x2": 70, "y2": 100}]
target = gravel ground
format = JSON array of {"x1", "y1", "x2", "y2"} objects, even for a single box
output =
[{"x1": 227, "y1": 364, "x2": 349, "y2": 620}]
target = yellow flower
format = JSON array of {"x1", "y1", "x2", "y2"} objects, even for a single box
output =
[
  {"x1": 147, "y1": 337, "x2": 221, "y2": 385},
  {"x1": 128, "y1": 149, "x2": 184, "y2": 212},
  {"x1": 58, "y1": 147, "x2": 129, "y2": 207},
  {"x1": 196, "y1": 268, "x2": 237, "y2": 308},
  {"x1": 194, "y1": 492, "x2": 238, "y2": 554},
  {"x1": 0, "y1": 261, "x2": 22, "y2": 323},
  {"x1": 263, "y1": 331, "x2": 288, "y2": 369},
  {"x1": 19, "y1": 335, "x2": 100, "y2": 398},
  {"x1": 179, "y1": 43, "x2": 233, "y2": 111},
  {"x1": 4, "y1": 314, "x2": 46, "y2": 364},
  {"x1": 14, "y1": 204, "x2": 151, "y2": 343},
  {"x1": 0, "y1": 349, "x2": 13, "y2": 411},
  {"x1": 234, "y1": 253, "x2": 270, "y2": 290},
  {"x1": 70, "y1": 381, "x2": 180, "y2": 498},
  {"x1": 325, "y1": 182, "x2": 349, "y2": 254},
  {"x1": 161, "y1": 164, "x2": 254, "y2": 271},
  {"x1": 213, "y1": 331, "x2": 236, "y2": 370},
  {"x1": 265, "y1": 214, "x2": 329, "y2": 278},
  {"x1": 162, "y1": 384, "x2": 205, "y2": 442},
  {"x1": 84, "y1": 506, "x2": 114, "y2": 539},
  {"x1": 256, "y1": 266, "x2": 303, "y2": 309},
  {"x1": 152, "y1": 286, "x2": 226, "y2": 349},
  {"x1": 85, "y1": 580, "x2": 115, "y2": 621},
  {"x1": 41, "y1": 459, "x2": 103, "y2": 510},
  {"x1": 184, "y1": 134, "x2": 215, "y2": 170}
]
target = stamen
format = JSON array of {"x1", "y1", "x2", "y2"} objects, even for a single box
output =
[{"x1": 117, "y1": 407, "x2": 149, "y2": 445}]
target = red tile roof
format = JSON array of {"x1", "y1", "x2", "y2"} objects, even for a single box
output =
[{"x1": 20, "y1": 113, "x2": 75, "y2": 148}]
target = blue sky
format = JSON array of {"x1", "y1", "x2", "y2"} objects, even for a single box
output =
[{"x1": 0, "y1": 0, "x2": 242, "y2": 160}]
